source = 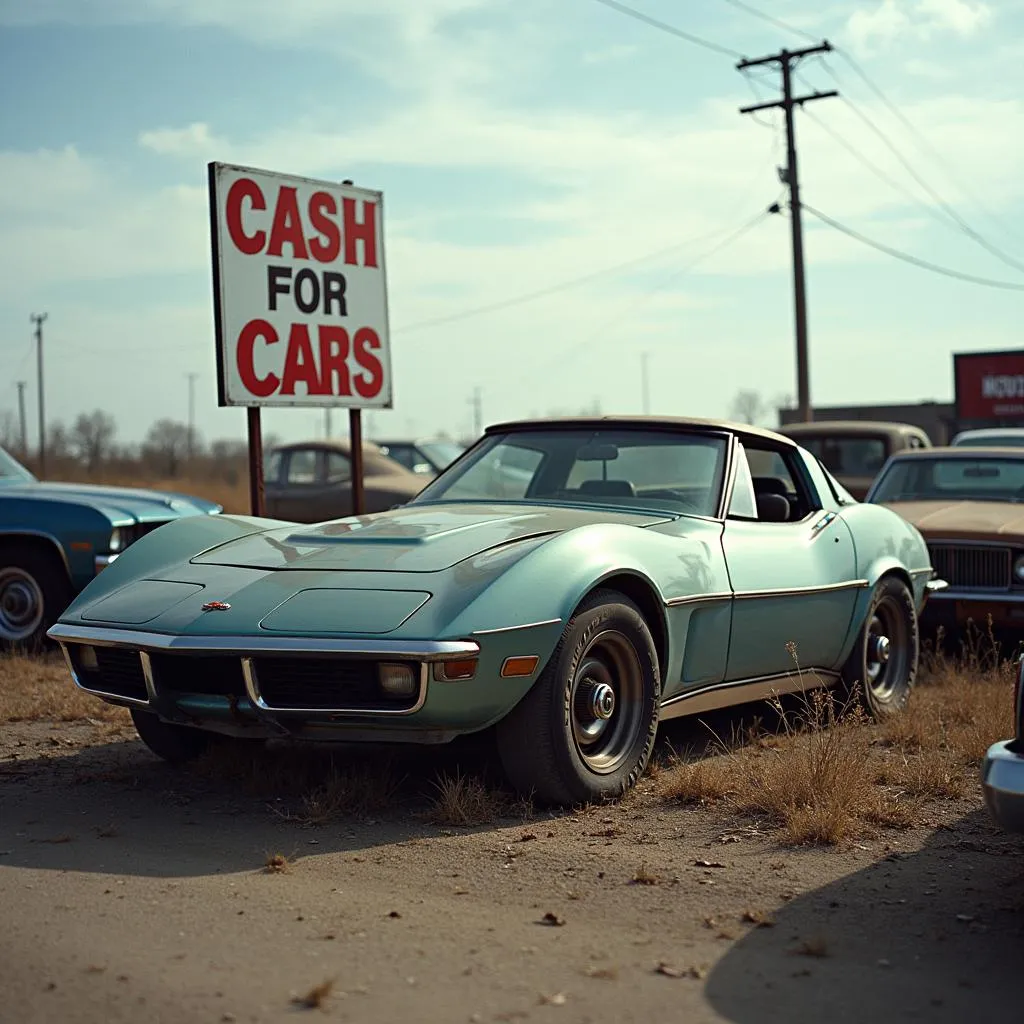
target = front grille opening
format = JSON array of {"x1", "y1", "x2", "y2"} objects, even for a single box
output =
[
  {"x1": 148, "y1": 654, "x2": 246, "y2": 698},
  {"x1": 253, "y1": 657, "x2": 421, "y2": 712},
  {"x1": 929, "y1": 545, "x2": 1011, "y2": 590},
  {"x1": 71, "y1": 646, "x2": 147, "y2": 702}
]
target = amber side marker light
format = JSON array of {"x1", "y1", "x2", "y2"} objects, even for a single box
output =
[
  {"x1": 501, "y1": 656, "x2": 539, "y2": 678},
  {"x1": 434, "y1": 658, "x2": 478, "y2": 681}
]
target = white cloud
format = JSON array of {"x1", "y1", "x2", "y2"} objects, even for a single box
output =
[
  {"x1": 139, "y1": 122, "x2": 216, "y2": 157},
  {"x1": 847, "y1": 0, "x2": 993, "y2": 50}
]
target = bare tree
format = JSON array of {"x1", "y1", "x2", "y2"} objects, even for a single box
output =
[
  {"x1": 143, "y1": 419, "x2": 197, "y2": 477},
  {"x1": 729, "y1": 389, "x2": 766, "y2": 426},
  {"x1": 0, "y1": 411, "x2": 18, "y2": 453},
  {"x1": 71, "y1": 409, "x2": 117, "y2": 472},
  {"x1": 46, "y1": 420, "x2": 73, "y2": 461}
]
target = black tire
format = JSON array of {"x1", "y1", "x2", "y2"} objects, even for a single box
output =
[
  {"x1": 0, "y1": 541, "x2": 73, "y2": 652},
  {"x1": 840, "y1": 575, "x2": 918, "y2": 718},
  {"x1": 130, "y1": 709, "x2": 211, "y2": 764},
  {"x1": 495, "y1": 589, "x2": 660, "y2": 806}
]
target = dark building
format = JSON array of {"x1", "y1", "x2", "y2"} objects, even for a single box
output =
[{"x1": 778, "y1": 401, "x2": 957, "y2": 445}]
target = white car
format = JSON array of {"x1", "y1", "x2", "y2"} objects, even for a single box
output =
[{"x1": 951, "y1": 427, "x2": 1024, "y2": 447}]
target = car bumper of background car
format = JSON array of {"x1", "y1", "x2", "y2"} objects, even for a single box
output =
[
  {"x1": 920, "y1": 588, "x2": 1024, "y2": 629},
  {"x1": 982, "y1": 740, "x2": 1024, "y2": 833},
  {"x1": 46, "y1": 624, "x2": 546, "y2": 744}
]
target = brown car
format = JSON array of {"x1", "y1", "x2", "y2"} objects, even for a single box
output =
[
  {"x1": 779, "y1": 420, "x2": 931, "y2": 500},
  {"x1": 866, "y1": 445, "x2": 1024, "y2": 631},
  {"x1": 264, "y1": 439, "x2": 426, "y2": 523}
]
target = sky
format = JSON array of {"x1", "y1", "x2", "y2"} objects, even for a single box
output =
[{"x1": 0, "y1": 0, "x2": 1022, "y2": 450}]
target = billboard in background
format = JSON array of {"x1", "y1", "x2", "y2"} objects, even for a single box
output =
[
  {"x1": 208, "y1": 162, "x2": 392, "y2": 408},
  {"x1": 954, "y1": 349, "x2": 1024, "y2": 422}
]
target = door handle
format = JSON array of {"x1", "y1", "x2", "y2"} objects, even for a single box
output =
[{"x1": 810, "y1": 512, "x2": 835, "y2": 538}]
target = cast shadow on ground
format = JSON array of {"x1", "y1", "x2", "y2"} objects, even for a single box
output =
[{"x1": 704, "y1": 807, "x2": 1024, "y2": 1023}]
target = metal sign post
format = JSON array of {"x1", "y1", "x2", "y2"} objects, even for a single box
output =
[
  {"x1": 349, "y1": 408, "x2": 365, "y2": 515},
  {"x1": 247, "y1": 407, "x2": 265, "y2": 516}
]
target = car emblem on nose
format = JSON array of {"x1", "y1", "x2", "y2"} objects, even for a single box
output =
[{"x1": 201, "y1": 601, "x2": 231, "y2": 611}]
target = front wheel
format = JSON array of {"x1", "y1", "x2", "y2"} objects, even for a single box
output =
[
  {"x1": 130, "y1": 709, "x2": 212, "y2": 764},
  {"x1": 0, "y1": 543, "x2": 73, "y2": 652},
  {"x1": 841, "y1": 575, "x2": 919, "y2": 717},
  {"x1": 495, "y1": 589, "x2": 660, "y2": 806}
]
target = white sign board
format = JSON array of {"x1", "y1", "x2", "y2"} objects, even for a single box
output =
[{"x1": 208, "y1": 162, "x2": 392, "y2": 408}]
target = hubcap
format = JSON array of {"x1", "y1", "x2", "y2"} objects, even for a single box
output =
[
  {"x1": 864, "y1": 595, "x2": 909, "y2": 701},
  {"x1": 569, "y1": 629, "x2": 645, "y2": 775},
  {"x1": 0, "y1": 567, "x2": 44, "y2": 642}
]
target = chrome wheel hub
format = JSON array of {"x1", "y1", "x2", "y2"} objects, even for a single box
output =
[
  {"x1": 872, "y1": 635, "x2": 891, "y2": 665},
  {"x1": 0, "y1": 568, "x2": 44, "y2": 642},
  {"x1": 591, "y1": 682, "x2": 616, "y2": 721}
]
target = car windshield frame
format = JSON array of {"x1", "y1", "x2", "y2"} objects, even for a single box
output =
[
  {"x1": 0, "y1": 446, "x2": 36, "y2": 484},
  {"x1": 869, "y1": 454, "x2": 1024, "y2": 505},
  {"x1": 418, "y1": 441, "x2": 466, "y2": 469},
  {"x1": 409, "y1": 427, "x2": 731, "y2": 518}
]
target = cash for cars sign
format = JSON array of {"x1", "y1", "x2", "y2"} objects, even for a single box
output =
[{"x1": 207, "y1": 162, "x2": 392, "y2": 408}]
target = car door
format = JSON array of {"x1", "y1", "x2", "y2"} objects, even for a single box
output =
[
  {"x1": 273, "y1": 447, "x2": 325, "y2": 523},
  {"x1": 722, "y1": 441, "x2": 860, "y2": 680}
]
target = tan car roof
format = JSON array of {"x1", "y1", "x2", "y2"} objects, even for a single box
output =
[{"x1": 780, "y1": 420, "x2": 926, "y2": 438}]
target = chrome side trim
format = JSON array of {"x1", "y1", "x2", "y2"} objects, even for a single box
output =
[
  {"x1": 472, "y1": 618, "x2": 562, "y2": 636},
  {"x1": 243, "y1": 658, "x2": 429, "y2": 717},
  {"x1": 48, "y1": 624, "x2": 479, "y2": 660},
  {"x1": 138, "y1": 651, "x2": 159, "y2": 702},
  {"x1": 59, "y1": 642, "x2": 151, "y2": 709},
  {"x1": 733, "y1": 580, "x2": 869, "y2": 601},
  {"x1": 810, "y1": 512, "x2": 836, "y2": 537},
  {"x1": 925, "y1": 578, "x2": 949, "y2": 593},
  {"x1": 660, "y1": 668, "x2": 840, "y2": 721},
  {"x1": 664, "y1": 591, "x2": 732, "y2": 608},
  {"x1": 909, "y1": 567, "x2": 935, "y2": 578}
]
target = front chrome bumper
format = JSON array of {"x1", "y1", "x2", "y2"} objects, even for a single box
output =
[{"x1": 981, "y1": 740, "x2": 1024, "y2": 833}]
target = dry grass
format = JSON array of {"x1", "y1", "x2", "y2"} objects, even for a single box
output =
[
  {"x1": 0, "y1": 653, "x2": 128, "y2": 726},
  {"x1": 657, "y1": 644, "x2": 1016, "y2": 846},
  {"x1": 427, "y1": 771, "x2": 509, "y2": 826}
]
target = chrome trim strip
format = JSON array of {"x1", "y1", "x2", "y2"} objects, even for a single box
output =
[
  {"x1": 660, "y1": 668, "x2": 840, "y2": 721},
  {"x1": 733, "y1": 580, "x2": 869, "y2": 600},
  {"x1": 810, "y1": 512, "x2": 836, "y2": 537},
  {"x1": 48, "y1": 624, "x2": 479, "y2": 660},
  {"x1": 664, "y1": 591, "x2": 732, "y2": 608},
  {"x1": 472, "y1": 618, "x2": 562, "y2": 636},
  {"x1": 138, "y1": 651, "x2": 159, "y2": 702},
  {"x1": 59, "y1": 642, "x2": 151, "y2": 709},
  {"x1": 909, "y1": 567, "x2": 934, "y2": 578},
  {"x1": 244, "y1": 658, "x2": 429, "y2": 716},
  {"x1": 926, "y1": 537, "x2": 1015, "y2": 549},
  {"x1": 925, "y1": 579, "x2": 949, "y2": 593}
]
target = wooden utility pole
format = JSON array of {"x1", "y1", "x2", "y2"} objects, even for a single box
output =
[
  {"x1": 16, "y1": 381, "x2": 27, "y2": 457},
  {"x1": 31, "y1": 313, "x2": 47, "y2": 476},
  {"x1": 738, "y1": 43, "x2": 837, "y2": 423}
]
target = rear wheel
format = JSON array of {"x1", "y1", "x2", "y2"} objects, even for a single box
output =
[
  {"x1": 496, "y1": 589, "x2": 660, "y2": 805},
  {"x1": 0, "y1": 543, "x2": 72, "y2": 652},
  {"x1": 130, "y1": 709, "x2": 211, "y2": 764},
  {"x1": 841, "y1": 576, "x2": 918, "y2": 717}
]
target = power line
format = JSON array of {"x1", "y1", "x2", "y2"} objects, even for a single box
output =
[
  {"x1": 589, "y1": 0, "x2": 743, "y2": 59},
  {"x1": 717, "y1": 0, "x2": 820, "y2": 45},
  {"x1": 803, "y1": 204, "x2": 1024, "y2": 292},
  {"x1": 819, "y1": 53, "x2": 1024, "y2": 273},
  {"x1": 394, "y1": 225, "x2": 752, "y2": 335}
]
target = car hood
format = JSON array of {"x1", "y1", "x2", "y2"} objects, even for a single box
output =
[
  {"x1": 0, "y1": 480, "x2": 219, "y2": 523},
  {"x1": 880, "y1": 500, "x2": 1024, "y2": 542},
  {"x1": 192, "y1": 502, "x2": 675, "y2": 573}
]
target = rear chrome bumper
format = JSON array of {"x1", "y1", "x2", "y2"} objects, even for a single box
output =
[{"x1": 982, "y1": 740, "x2": 1024, "y2": 833}]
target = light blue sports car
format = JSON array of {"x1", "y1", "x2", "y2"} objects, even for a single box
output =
[{"x1": 48, "y1": 417, "x2": 941, "y2": 804}]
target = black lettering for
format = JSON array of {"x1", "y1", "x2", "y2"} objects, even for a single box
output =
[
  {"x1": 323, "y1": 271, "x2": 348, "y2": 316},
  {"x1": 267, "y1": 265, "x2": 292, "y2": 310},
  {"x1": 294, "y1": 268, "x2": 320, "y2": 315}
]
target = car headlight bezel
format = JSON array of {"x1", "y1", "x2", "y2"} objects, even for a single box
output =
[
  {"x1": 107, "y1": 527, "x2": 125, "y2": 553},
  {"x1": 1013, "y1": 554, "x2": 1024, "y2": 585}
]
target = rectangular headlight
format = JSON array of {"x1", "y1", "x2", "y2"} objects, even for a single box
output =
[{"x1": 378, "y1": 663, "x2": 417, "y2": 697}]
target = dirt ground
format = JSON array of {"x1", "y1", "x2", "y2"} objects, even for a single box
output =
[{"x1": 1, "y1": 654, "x2": 1022, "y2": 1024}]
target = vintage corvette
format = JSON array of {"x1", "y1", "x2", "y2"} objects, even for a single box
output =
[
  {"x1": 981, "y1": 655, "x2": 1024, "y2": 832},
  {"x1": 48, "y1": 417, "x2": 939, "y2": 804}
]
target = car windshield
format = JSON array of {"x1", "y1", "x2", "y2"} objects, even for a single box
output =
[
  {"x1": 795, "y1": 435, "x2": 887, "y2": 477},
  {"x1": 871, "y1": 455, "x2": 1024, "y2": 504},
  {"x1": 419, "y1": 441, "x2": 465, "y2": 468},
  {"x1": 410, "y1": 429, "x2": 729, "y2": 516},
  {"x1": 0, "y1": 447, "x2": 35, "y2": 484}
]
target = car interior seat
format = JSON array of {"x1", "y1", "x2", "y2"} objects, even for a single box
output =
[{"x1": 755, "y1": 492, "x2": 790, "y2": 522}]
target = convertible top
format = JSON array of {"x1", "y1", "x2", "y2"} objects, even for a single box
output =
[{"x1": 484, "y1": 416, "x2": 796, "y2": 450}]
